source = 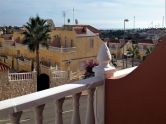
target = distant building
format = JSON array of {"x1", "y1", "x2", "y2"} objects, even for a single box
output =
[
  {"x1": 0, "y1": 25, "x2": 103, "y2": 74},
  {"x1": 107, "y1": 39, "x2": 121, "y2": 59}
]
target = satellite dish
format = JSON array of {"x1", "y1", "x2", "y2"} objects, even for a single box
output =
[{"x1": 67, "y1": 19, "x2": 70, "y2": 24}]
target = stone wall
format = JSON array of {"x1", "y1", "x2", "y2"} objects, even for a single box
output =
[
  {"x1": 0, "y1": 71, "x2": 37, "y2": 101},
  {"x1": 0, "y1": 67, "x2": 70, "y2": 101},
  {"x1": 0, "y1": 80, "x2": 36, "y2": 100},
  {"x1": 50, "y1": 76, "x2": 68, "y2": 87},
  {"x1": 0, "y1": 71, "x2": 9, "y2": 100},
  {"x1": 41, "y1": 65, "x2": 69, "y2": 87}
]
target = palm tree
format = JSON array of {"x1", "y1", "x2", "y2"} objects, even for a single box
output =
[
  {"x1": 23, "y1": 16, "x2": 51, "y2": 76},
  {"x1": 127, "y1": 43, "x2": 139, "y2": 67}
]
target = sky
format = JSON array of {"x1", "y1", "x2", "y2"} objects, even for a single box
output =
[{"x1": 0, "y1": 0, "x2": 165, "y2": 29}]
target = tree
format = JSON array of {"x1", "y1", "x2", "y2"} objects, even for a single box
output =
[
  {"x1": 23, "y1": 16, "x2": 51, "y2": 76},
  {"x1": 127, "y1": 44, "x2": 139, "y2": 67},
  {"x1": 143, "y1": 47, "x2": 154, "y2": 60}
]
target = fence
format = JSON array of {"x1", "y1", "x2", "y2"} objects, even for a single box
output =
[
  {"x1": 49, "y1": 46, "x2": 76, "y2": 53},
  {"x1": 70, "y1": 71, "x2": 85, "y2": 80},
  {"x1": 52, "y1": 70, "x2": 67, "y2": 79},
  {"x1": 8, "y1": 72, "x2": 33, "y2": 81}
]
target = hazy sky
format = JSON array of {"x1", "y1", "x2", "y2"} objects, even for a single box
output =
[{"x1": 0, "y1": 0, "x2": 165, "y2": 29}]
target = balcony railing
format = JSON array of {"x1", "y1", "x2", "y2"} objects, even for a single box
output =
[
  {"x1": 8, "y1": 72, "x2": 33, "y2": 81},
  {"x1": 0, "y1": 77, "x2": 104, "y2": 124},
  {"x1": 49, "y1": 46, "x2": 76, "y2": 53},
  {"x1": 0, "y1": 47, "x2": 4, "y2": 54},
  {"x1": 0, "y1": 66, "x2": 136, "y2": 124},
  {"x1": 70, "y1": 71, "x2": 85, "y2": 80},
  {"x1": 52, "y1": 70, "x2": 67, "y2": 79}
]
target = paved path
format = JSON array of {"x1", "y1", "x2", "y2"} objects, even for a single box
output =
[{"x1": 0, "y1": 96, "x2": 87, "y2": 124}]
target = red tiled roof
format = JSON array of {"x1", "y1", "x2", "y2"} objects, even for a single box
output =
[
  {"x1": 74, "y1": 27, "x2": 87, "y2": 34},
  {"x1": 109, "y1": 40, "x2": 120, "y2": 43},
  {"x1": 139, "y1": 39, "x2": 154, "y2": 44},
  {"x1": 0, "y1": 61, "x2": 10, "y2": 71}
]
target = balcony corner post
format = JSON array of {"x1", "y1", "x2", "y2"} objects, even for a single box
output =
[{"x1": 93, "y1": 42, "x2": 116, "y2": 124}]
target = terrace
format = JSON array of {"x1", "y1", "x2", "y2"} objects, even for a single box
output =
[{"x1": 0, "y1": 36, "x2": 166, "y2": 124}]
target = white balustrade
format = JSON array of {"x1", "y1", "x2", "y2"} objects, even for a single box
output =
[
  {"x1": 52, "y1": 71, "x2": 67, "y2": 79},
  {"x1": 49, "y1": 46, "x2": 76, "y2": 53},
  {"x1": 8, "y1": 72, "x2": 33, "y2": 81},
  {"x1": 71, "y1": 93, "x2": 81, "y2": 124},
  {"x1": 0, "y1": 77, "x2": 104, "y2": 124}
]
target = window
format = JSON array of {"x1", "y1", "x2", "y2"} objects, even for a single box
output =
[
  {"x1": 89, "y1": 38, "x2": 94, "y2": 48},
  {"x1": 71, "y1": 39, "x2": 73, "y2": 47}
]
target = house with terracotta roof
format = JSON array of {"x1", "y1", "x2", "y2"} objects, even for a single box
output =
[
  {"x1": 0, "y1": 25, "x2": 103, "y2": 79},
  {"x1": 107, "y1": 38, "x2": 122, "y2": 59},
  {"x1": 138, "y1": 39, "x2": 156, "y2": 59}
]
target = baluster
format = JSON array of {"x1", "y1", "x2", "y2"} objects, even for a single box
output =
[
  {"x1": 55, "y1": 98, "x2": 65, "y2": 124},
  {"x1": 34, "y1": 104, "x2": 45, "y2": 124},
  {"x1": 71, "y1": 93, "x2": 81, "y2": 124},
  {"x1": 85, "y1": 88, "x2": 95, "y2": 124},
  {"x1": 20, "y1": 74, "x2": 22, "y2": 80},
  {"x1": 10, "y1": 111, "x2": 22, "y2": 124}
]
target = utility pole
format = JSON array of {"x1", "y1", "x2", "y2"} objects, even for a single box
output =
[
  {"x1": 123, "y1": 19, "x2": 129, "y2": 69},
  {"x1": 73, "y1": 8, "x2": 75, "y2": 25},
  {"x1": 63, "y1": 11, "x2": 66, "y2": 26},
  {"x1": 133, "y1": 16, "x2": 135, "y2": 29},
  {"x1": 162, "y1": 16, "x2": 164, "y2": 28}
]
